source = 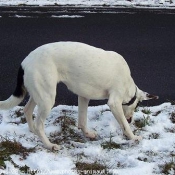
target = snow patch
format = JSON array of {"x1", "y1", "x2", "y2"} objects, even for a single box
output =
[{"x1": 0, "y1": 103, "x2": 175, "y2": 174}]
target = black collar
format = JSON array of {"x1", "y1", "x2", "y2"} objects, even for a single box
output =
[{"x1": 122, "y1": 87, "x2": 137, "y2": 106}]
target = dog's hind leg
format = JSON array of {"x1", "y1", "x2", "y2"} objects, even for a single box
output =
[
  {"x1": 32, "y1": 79, "x2": 59, "y2": 150},
  {"x1": 78, "y1": 96, "x2": 96, "y2": 138},
  {"x1": 24, "y1": 97, "x2": 36, "y2": 134},
  {"x1": 35, "y1": 101, "x2": 60, "y2": 150},
  {"x1": 24, "y1": 70, "x2": 59, "y2": 150}
]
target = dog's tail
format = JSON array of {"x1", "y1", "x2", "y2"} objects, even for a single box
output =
[{"x1": 0, "y1": 66, "x2": 26, "y2": 110}]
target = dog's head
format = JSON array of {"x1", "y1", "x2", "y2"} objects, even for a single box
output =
[{"x1": 122, "y1": 87, "x2": 158, "y2": 123}]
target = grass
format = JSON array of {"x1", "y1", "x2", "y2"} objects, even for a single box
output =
[
  {"x1": 101, "y1": 141, "x2": 121, "y2": 150},
  {"x1": 170, "y1": 112, "x2": 175, "y2": 123},
  {"x1": 167, "y1": 99, "x2": 175, "y2": 105},
  {"x1": 137, "y1": 157, "x2": 148, "y2": 162},
  {"x1": 144, "y1": 150, "x2": 158, "y2": 157},
  {"x1": 8, "y1": 108, "x2": 26, "y2": 125},
  {"x1": 148, "y1": 133, "x2": 160, "y2": 139},
  {"x1": 152, "y1": 111, "x2": 161, "y2": 116},
  {"x1": 19, "y1": 165, "x2": 34, "y2": 174},
  {"x1": 134, "y1": 115, "x2": 151, "y2": 128},
  {"x1": 8, "y1": 108, "x2": 35, "y2": 125},
  {"x1": 2, "y1": 104, "x2": 175, "y2": 174},
  {"x1": 101, "y1": 133, "x2": 122, "y2": 150},
  {"x1": 134, "y1": 107, "x2": 153, "y2": 129},
  {"x1": 160, "y1": 162, "x2": 175, "y2": 174},
  {"x1": 0, "y1": 136, "x2": 35, "y2": 170},
  {"x1": 75, "y1": 162, "x2": 110, "y2": 175},
  {"x1": 53, "y1": 115, "x2": 76, "y2": 128},
  {"x1": 164, "y1": 127, "x2": 175, "y2": 133},
  {"x1": 159, "y1": 153, "x2": 175, "y2": 174},
  {"x1": 0, "y1": 108, "x2": 36, "y2": 173},
  {"x1": 51, "y1": 112, "x2": 85, "y2": 145},
  {"x1": 142, "y1": 108, "x2": 152, "y2": 115}
]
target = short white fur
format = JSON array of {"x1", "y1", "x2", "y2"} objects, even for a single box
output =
[{"x1": 0, "y1": 42, "x2": 158, "y2": 150}]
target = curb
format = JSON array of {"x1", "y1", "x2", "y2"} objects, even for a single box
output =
[{"x1": 0, "y1": 5, "x2": 175, "y2": 17}]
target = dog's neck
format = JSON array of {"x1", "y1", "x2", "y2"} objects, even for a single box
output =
[{"x1": 122, "y1": 87, "x2": 137, "y2": 106}]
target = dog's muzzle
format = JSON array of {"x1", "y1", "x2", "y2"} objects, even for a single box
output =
[{"x1": 127, "y1": 117, "x2": 132, "y2": 123}]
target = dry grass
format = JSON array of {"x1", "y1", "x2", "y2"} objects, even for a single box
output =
[
  {"x1": 0, "y1": 136, "x2": 35, "y2": 170},
  {"x1": 75, "y1": 162, "x2": 110, "y2": 175}
]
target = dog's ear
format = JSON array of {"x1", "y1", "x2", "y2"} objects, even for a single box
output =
[{"x1": 137, "y1": 89, "x2": 159, "y2": 102}]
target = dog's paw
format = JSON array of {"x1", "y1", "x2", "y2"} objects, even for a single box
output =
[
  {"x1": 51, "y1": 144, "x2": 60, "y2": 151},
  {"x1": 132, "y1": 135, "x2": 142, "y2": 141},
  {"x1": 84, "y1": 130, "x2": 97, "y2": 139},
  {"x1": 45, "y1": 143, "x2": 60, "y2": 151}
]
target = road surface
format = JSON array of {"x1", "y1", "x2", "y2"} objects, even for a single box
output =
[{"x1": 0, "y1": 9, "x2": 175, "y2": 106}]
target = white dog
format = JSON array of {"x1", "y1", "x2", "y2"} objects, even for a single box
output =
[{"x1": 0, "y1": 42, "x2": 158, "y2": 150}]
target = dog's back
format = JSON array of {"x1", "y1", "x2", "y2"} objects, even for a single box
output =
[{"x1": 22, "y1": 41, "x2": 132, "y2": 100}]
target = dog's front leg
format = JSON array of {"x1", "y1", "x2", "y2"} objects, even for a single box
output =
[
  {"x1": 78, "y1": 96, "x2": 96, "y2": 138},
  {"x1": 108, "y1": 95, "x2": 142, "y2": 141}
]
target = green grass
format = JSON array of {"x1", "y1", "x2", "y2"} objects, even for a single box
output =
[
  {"x1": 101, "y1": 133, "x2": 122, "y2": 150},
  {"x1": 101, "y1": 141, "x2": 121, "y2": 150},
  {"x1": 134, "y1": 115, "x2": 151, "y2": 128},
  {"x1": 159, "y1": 153, "x2": 175, "y2": 174},
  {"x1": 142, "y1": 108, "x2": 152, "y2": 115}
]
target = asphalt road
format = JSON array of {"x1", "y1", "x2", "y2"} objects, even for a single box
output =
[{"x1": 0, "y1": 10, "x2": 175, "y2": 106}]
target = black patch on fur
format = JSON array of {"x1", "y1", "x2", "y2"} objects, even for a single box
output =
[
  {"x1": 122, "y1": 87, "x2": 137, "y2": 106},
  {"x1": 13, "y1": 66, "x2": 24, "y2": 97}
]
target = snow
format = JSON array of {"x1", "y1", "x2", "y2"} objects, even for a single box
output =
[
  {"x1": 0, "y1": 0, "x2": 175, "y2": 8},
  {"x1": 0, "y1": 102, "x2": 175, "y2": 174},
  {"x1": 0, "y1": 1, "x2": 174, "y2": 174},
  {"x1": 51, "y1": 15, "x2": 84, "y2": 18}
]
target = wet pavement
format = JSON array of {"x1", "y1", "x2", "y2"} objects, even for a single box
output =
[{"x1": 0, "y1": 8, "x2": 175, "y2": 106}]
